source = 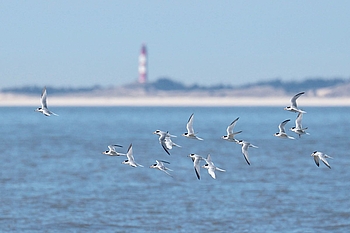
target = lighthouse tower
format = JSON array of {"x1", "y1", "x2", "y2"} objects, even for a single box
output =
[{"x1": 138, "y1": 44, "x2": 147, "y2": 84}]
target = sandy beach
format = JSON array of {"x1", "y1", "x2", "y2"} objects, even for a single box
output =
[{"x1": 0, "y1": 93, "x2": 349, "y2": 107}]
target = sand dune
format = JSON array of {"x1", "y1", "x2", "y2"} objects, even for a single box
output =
[{"x1": 0, "y1": 93, "x2": 349, "y2": 107}]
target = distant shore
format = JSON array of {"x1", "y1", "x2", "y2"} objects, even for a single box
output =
[{"x1": 0, "y1": 93, "x2": 349, "y2": 107}]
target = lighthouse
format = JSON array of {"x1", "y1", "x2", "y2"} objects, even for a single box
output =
[{"x1": 138, "y1": 44, "x2": 147, "y2": 84}]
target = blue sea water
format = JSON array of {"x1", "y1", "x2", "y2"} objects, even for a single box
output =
[{"x1": 1, "y1": 106, "x2": 350, "y2": 232}]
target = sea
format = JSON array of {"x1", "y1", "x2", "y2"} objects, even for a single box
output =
[{"x1": 1, "y1": 106, "x2": 350, "y2": 232}]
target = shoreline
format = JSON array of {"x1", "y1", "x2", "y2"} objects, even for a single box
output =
[{"x1": 0, "y1": 94, "x2": 349, "y2": 107}]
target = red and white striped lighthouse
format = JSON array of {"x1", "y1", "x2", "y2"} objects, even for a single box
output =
[{"x1": 138, "y1": 44, "x2": 147, "y2": 84}]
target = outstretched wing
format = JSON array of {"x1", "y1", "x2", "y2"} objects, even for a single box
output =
[
  {"x1": 291, "y1": 92, "x2": 305, "y2": 108},
  {"x1": 319, "y1": 154, "x2": 331, "y2": 169},
  {"x1": 241, "y1": 144, "x2": 251, "y2": 165},
  {"x1": 164, "y1": 136, "x2": 174, "y2": 149},
  {"x1": 160, "y1": 139, "x2": 171, "y2": 155},
  {"x1": 193, "y1": 158, "x2": 201, "y2": 180},
  {"x1": 204, "y1": 154, "x2": 212, "y2": 164},
  {"x1": 186, "y1": 113, "x2": 195, "y2": 134},
  {"x1": 41, "y1": 87, "x2": 48, "y2": 109},
  {"x1": 227, "y1": 117, "x2": 239, "y2": 135},
  {"x1": 208, "y1": 167, "x2": 216, "y2": 179},
  {"x1": 313, "y1": 156, "x2": 320, "y2": 167},
  {"x1": 279, "y1": 119, "x2": 290, "y2": 133},
  {"x1": 295, "y1": 112, "x2": 303, "y2": 129},
  {"x1": 126, "y1": 144, "x2": 134, "y2": 161},
  {"x1": 107, "y1": 145, "x2": 115, "y2": 152}
]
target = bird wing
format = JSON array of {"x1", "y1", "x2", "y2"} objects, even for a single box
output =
[
  {"x1": 319, "y1": 154, "x2": 331, "y2": 169},
  {"x1": 158, "y1": 160, "x2": 171, "y2": 164},
  {"x1": 295, "y1": 112, "x2": 303, "y2": 129},
  {"x1": 42, "y1": 109, "x2": 52, "y2": 117},
  {"x1": 155, "y1": 160, "x2": 163, "y2": 167},
  {"x1": 279, "y1": 119, "x2": 290, "y2": 133},
  {"x1": 242, "y1": 144, "x2": 251, "y2": 165},
  {"x1": 291, "y1": 92, "x2": 305, "y2": 108},
  {"x1": 193, "y1": 158, "x2": 201, "y2": 180},
  {"x1": 227, "y1": 117, "x2": 239, "y2": 135},
  {"x1": 41, "y1": 87, "x2": 48, "y2": 109},
  {"x1": 313, "y1": 155, "x2": 320, "y2": 167},
  {"x1": 108, "y1": 145, "x2": 115, "y2": 152},
  {"x1": 160, "y1": 138, "x2": 171, "y2": 155},
  {"x1": 164, "y1": 136, "x2": 173, "y2": 149},
  {"x1": 208, "y1": 167, "x2": 216, "y2": 179},
  {"x1": 126, "y1": 144, "x2": 135, "y2": 161},
  {"x1": 205, "y1": 154, "x2": 212, "y2": 164},
  {"x1": 194, "y1": 167, "x2": 200, "y2": 180},
  {"x1": 186, "y1": 113, "x2": 195, "y2": 134}
]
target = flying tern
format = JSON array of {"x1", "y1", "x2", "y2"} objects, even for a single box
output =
[
  {"x1": 122, "y1": 144, "x2": 143, "y2": 167},
  {"x1": 274, "y1": 119, "x2": 295, "y2": 139},
  {"x1": 187, "y1": 153, "x2": 205, "y2": 180},
  {"x1": 153, "y1": 130, "x2": 181, "y2": 155},
  {"x1": 311, "y1": 151, "x2": 332, "y2": 169},
  {"x1": 102, "y1": 144, "x2": 126, "y2": 156},
  {"x1": 237, "y1": 140, "x2": 258, "y2": 165},
  {"x1": 35, "y1": 87, "x2": 58, "y2": 116},
  {"x1": 182, "y1": 113, "x2": 203, "y2": 140},
  {"x1": 222, "y1": 117, "x2": 242, "y2": 142},
  {"x1": 284, "y1": 91, "x2": 306, "y2": 113},
  {"x1": 202, "y1": 154, "x2": 226, "y2": 179},
  {"x1": 290, "y1": 112, "x2": 309, "y2": 138},
  {"x1": 150, "y1": 160, "x2": 173, "y2": 177}
]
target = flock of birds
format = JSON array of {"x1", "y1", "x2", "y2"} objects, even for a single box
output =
[{"x1": 35, "y1": 87, "x2": 333, "y2": 180}]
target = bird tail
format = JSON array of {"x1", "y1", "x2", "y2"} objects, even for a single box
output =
[
  {"x1": 216, "y1": 167, "x2": 226, "y2": 172},
  {"x1": 234, "y1": 130, "x2": 243, "y2": 135}
]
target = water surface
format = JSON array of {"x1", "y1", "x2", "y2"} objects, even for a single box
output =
[{"x1": 1, "y1": 107, "x2": 349, "y2": 232}]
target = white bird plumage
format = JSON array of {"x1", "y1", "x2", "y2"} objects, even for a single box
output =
[
  {"x1": 102, "y1": 144, "x2": 126, "y2": 156},
  {"x1": 122, "y1": 144, "x2": 143, "y2": 167},
  {"x1": 187, "y1": 153, "x2": 205, "y2": 180},
  {"x1": 274, "y1": 119, "x2": 295, "y2": 139},
  {"x1": 182, "y1": 113, "x2": 203, "y2": 140},
  {"x1": 154, "y1": 130, "x2": 181, "y2": 155},
  {"x1": 150, "y1": 160, "x2": 173, "y2": 177},
  {"x1": 202, "y1": 154, "x2": 226, "y2": 179},
  {"x1": 237, "y1": 140, "x2": 258, "y2": 165},
  {"x1": 290, "y1": 112, "x2": 309, "y2": 138},
  {"x1": 222, "y1": 117, "x2": 242, "y2": 142},
  {"x1": 35, "y1": 87, "x2": 58, "y2": 116},
  {"x1": 284, "y1": 91, "x2": 306, "y2": 113},
  {"x1": 311, "y1": 151, "x2": 332, "y2": 169}
]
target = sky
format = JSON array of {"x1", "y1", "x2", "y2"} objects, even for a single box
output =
[{"x1": 1, "y1": 1, "x2": 350, "y2": 88}]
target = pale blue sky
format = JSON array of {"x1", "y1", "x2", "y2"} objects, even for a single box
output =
[{"x1": 1, "y1": 1, "x2": 349, "y2": 88}]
